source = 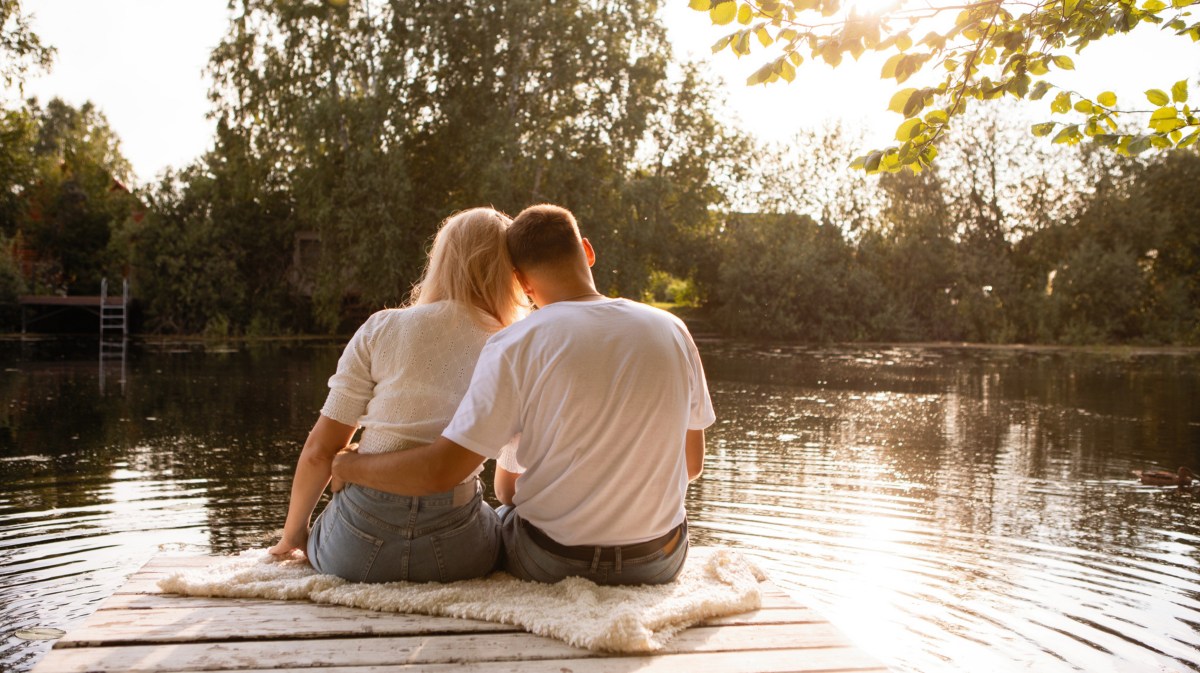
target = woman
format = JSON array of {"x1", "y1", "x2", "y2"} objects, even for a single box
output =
[{"x1": 268, "y1": 207, "x2": 527, "y2": 582}]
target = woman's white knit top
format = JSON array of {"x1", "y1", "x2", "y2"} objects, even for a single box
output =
[{"x1": 320, "y1": 301, "x2": 500, "y2": 457}]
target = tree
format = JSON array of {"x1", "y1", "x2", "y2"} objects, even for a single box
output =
[
  {"x1": 0, "y1": 0, "x2": 54, "y2": 94},
  {"x1": 10, "y1": 99, "x2": 136, "y2": 295},
  {"x1": 714, "y1": 212, "x2": 879, "y2": 340},
  {"x1": 199, "y1": 0, "x2": 709, "y2": 330},
  {"x1": 689, "y1": 0, "x2": 1200, "y2": 172}
]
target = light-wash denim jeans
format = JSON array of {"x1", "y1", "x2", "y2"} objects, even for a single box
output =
[
  {"x1": 307, "y1": 479, "x2": 500, "y2": 583},
  {"x1": 497, "y1": 506, "x2": 688, "y2": 585}
]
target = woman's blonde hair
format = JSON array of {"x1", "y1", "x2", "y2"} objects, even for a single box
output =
[{"x1": 409, "y1": 207, "x2": 528, "y2": 329}]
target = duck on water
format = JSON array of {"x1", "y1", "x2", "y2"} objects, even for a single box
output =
[{"x1": 1132, "y1": 466, "x2": 1197, "y2": 486}]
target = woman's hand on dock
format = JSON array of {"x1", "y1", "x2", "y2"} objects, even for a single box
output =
[{"x1": 268, "y1": 532, "x2": 308, "y2": 559}]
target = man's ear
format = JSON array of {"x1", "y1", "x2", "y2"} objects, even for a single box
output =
[
  {"x1": 581, "y1": 238, "x2": 596, "y2": 267},
  {"x1": 513, "y1": 268, "x2": 533, "y2": 296}
]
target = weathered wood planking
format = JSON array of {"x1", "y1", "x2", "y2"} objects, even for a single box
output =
[{"x1": 32, "y1": 551, "x2": 891, "y2": 673}]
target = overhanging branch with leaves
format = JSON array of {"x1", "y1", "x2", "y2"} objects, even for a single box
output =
[{"x1": 690, "y1": 0, "x2": 1199, "y2": 172}]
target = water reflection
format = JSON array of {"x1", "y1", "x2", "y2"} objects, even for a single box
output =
[
  {"x1": 690, "y1": 344, "x2": 1200, "y2": 673},
  {"x1": 1, "y1": 339, "x2": 1198, "y2": 672}
]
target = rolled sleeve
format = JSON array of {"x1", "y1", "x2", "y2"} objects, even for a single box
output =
[
  {"x1": 320, "y1": 315, "x2": 379, "y2": 426},
  {"x1": 442, "y1": 341, "x2": 521, "y2": 459}
]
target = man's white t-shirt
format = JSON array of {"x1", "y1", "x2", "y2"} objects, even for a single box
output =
[{"x1": 443, "y1": 298, "x2": 716, "y2": 546}]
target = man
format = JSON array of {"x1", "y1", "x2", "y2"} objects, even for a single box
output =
[{"x1": 332, "y1": 204, "x2": 715, "y2": 585}]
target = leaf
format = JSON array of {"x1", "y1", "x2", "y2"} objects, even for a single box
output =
[
  {"x1": 895, "y1": 118, "x2": 925, "y2": 140},
  {"x1": 777, "y1": 57, "x2": 797, "y2": 82},
  {"x1": 1064, "y1": 0, "x2": 1079, "y2": 15},
  {"x1": 903, "y1": 89, "x2": 927, "y2": 117},
  {"x1": 1128, "y1": 134, "x2": 1153, "y2": 154},
  {"x1": 756, "y1": 27, "x2": 774, "y2": 47},
  {"x1": 1008, "y1": 73, "x2": 1031, "y2": 98},
  {"x1": 1030, "y1": 81, "x2": 1053, "y2": 100},
  {"x1": 850, "y1": 154, "x2": 868, "y2": 170},
  {"x1": 711, "y1": 34, "x2": 734, "y2": 53},
  {"x1": 1179, "y1": 129, "x2": 1200, "y2": 148},
  {"x1": 1052, "y1": 55, "x2": 1075, "y2": 70},
  {"x1": 789, "y1": 51, "x2": 803, "y2": 65},
  {"x1": 732, "y1": 31, "x2": 752, "y2": 56},
  {"x1": 1149, "y1": 106, "x2": 1184, "y2": 132},
  {"x1": 747, "y1": 61, "x2": 775, "y2": 85},
  {"x1": 881, "y1": 53, "x2": 904, "y2": 79},
  {"x1": 1142, "y1": 0, "x2": 1168, "y2": 9},
  {"x1": 924, "y1": 109, "x2": 949, "y2": 124},
  {"x1": 738, "y1": 3, "x2": 753, "y2": 24},
  {"x1": 864, "y1": 150, "x2": 884, "y2": 173},
  {"x1": 1052, "y1": 125, "x2": 1080, "y2": 144},
  {"x1": 711, "y1": 1, "x2": 738, "y2": 25},
  {"x1": 1074, "y1": 99, "x2": 1093, "y2": 113},
  {"x1": 1172, "y1": 79, "x2": 1189, "y2": 103},
  {"x1": 688, "y1": 0, "x2": 713, "y2": 9},
  {"x1": 1097, "y1": 91, "x2": 1117, "y2": 107},
  {"x1": 1146, "y1": 88, "x2": 1170, "y2": 105},
  {"x1": 888, "y1": 88, "x2": 919, "y2": 114},
  {"x1": 896, "y1": 33, "x2": 913, "y2": 51},
  {"x1": 1032, "y1": 121, "x2": 1057, "y2": 136},
  {"x1": 1051, "y1": 91, "x2": 1072, "y2": 114}
]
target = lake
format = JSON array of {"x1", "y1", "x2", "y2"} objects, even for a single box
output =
[{"x1": 1, "y1": 336, "x2": 1198, "y2": 672}]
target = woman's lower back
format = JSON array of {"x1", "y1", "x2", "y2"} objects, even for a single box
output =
[{"x1": 307, "y1": 480, "x2": 500, "y2": 583}]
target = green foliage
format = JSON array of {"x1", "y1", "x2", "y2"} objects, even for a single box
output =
[
  {"x1": 170, "y1": 0, "x2": 734, "y2": 332},
  {"x1": 0, "y1": 234, "x2": 25, "y2": 308},
  {"x1": 690, "y1": 0, "x2": 1200, "y2": 172},
  {"x1": 0, "y1": 98, "x2": 136, "y2": 296},
  {"x1": 714, "y1": 212, "x2": 880, "y2": 341},
  {"x1": 0, "y1": 107, "x2": 36, "y2": 235},
  {"x1": 1050, "y1": 240, "x2": 1146, "y2": 343},
  {"x1": 0, "y1": 0, "x2": 55, "y2": 93},
  {"x1": 129, "y1": 170, "x2": 248, "y2": 334}
]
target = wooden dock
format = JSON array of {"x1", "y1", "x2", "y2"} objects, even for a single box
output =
[{"x1": 31, "y1": 552, "x2": 890, "y2": 673}]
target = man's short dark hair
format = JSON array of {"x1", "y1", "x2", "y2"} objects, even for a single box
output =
[{"x1": 507, "y1": 204, "x2": 582, "y2": 271}]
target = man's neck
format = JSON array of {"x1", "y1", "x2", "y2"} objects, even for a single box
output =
[{"x1": 537, "y1": 281, "x2": 603, "y2": 307}]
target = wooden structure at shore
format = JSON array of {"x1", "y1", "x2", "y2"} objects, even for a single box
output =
[
  {"x1": 18, "y1": 277, "x2": 128, "y2": 336},
  {"x1": 30, "y1": 552, "x2": 891, "y2": 673}
]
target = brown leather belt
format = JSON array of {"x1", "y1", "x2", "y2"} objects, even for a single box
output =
[{"x1": 521, "y1": 519, "x2": 685, "y2": 562}]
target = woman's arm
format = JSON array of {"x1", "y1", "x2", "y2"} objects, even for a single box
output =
[
  {"x1": 494, "y1": 466, "x2": 518, "y2": 506},
  {"x1": 269, "y1": 415, "x2": 357, "y2": 557}
]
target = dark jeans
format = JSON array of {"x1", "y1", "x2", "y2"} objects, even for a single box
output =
[{"x1": 497, "y1": 506, "x2": 688, "y2": 585}]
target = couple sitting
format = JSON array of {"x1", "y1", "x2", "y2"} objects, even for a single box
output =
[{"x1": 270, "y1": 204, "x2": 715, "y2": 586}]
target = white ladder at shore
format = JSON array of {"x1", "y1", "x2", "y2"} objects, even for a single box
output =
[{"x1": 99, "y1": 277, "x2": 128, "y2": 339}]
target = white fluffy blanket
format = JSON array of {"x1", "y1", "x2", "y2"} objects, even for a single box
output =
[{"x1": 158, "y1": 547, "x2": 766, "y2": 653}]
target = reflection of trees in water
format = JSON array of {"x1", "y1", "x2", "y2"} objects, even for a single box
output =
[
  {"x1": 0, "y1": 340, "x2": 341, "y2": 548},
  {"x1": 700, "y1": 346, "x2": 1200, "y2": 673},
  {"x1": 702, "y1": 343, "x2": 1200, "y2": 557}
]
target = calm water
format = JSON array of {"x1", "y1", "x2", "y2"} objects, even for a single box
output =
[{"x1": 1, "y1": 337, "x2": 1198, "y2": 672}]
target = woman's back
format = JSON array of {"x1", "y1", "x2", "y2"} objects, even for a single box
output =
[{"x1": 322, "y1": 301, "x2": 499, "y2": 455}]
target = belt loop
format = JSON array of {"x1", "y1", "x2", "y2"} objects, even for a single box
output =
[
  {"x1": 590, "y1": 547, "x2": 601, "y2": 573},
  {"x1": 615, "y1": 546, "x2": 623, "y2": 574}
]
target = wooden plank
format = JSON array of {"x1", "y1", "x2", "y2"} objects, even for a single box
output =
[
  {"x1": 35, "y1": 551, "x2": 891, "y2": 673},
  {"x1": 60, "y1": 602, "x2": 515, "y2": 645},
  {"x1": 18, "y1": 295, "x2": 124, "y2": 306},
  {"x1": 100, "y1": 592, "x2": 816, "y2": 619},
  {"x1": 35, "y1": 623, "x2": 854, "y2": 673},
  {"x1": 37, "y1": 646, "x2": 887, "y2": 673}
]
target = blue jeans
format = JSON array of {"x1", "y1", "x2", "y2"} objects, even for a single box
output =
[
  {"x1": 307, "y1": 479, "x2": 500, "y2": 583},
  {"x1": 497, "y1": 506, "x2": 688, "y2": 585}
]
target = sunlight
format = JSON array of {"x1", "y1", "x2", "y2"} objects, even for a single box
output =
[{"x1": 844, "y1": 0, "x2": 905, "y2": 17}]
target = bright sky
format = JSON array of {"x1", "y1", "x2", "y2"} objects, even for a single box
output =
[{"x1": 12, "y1": 1, "x2": 1200, "y2": 184}]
